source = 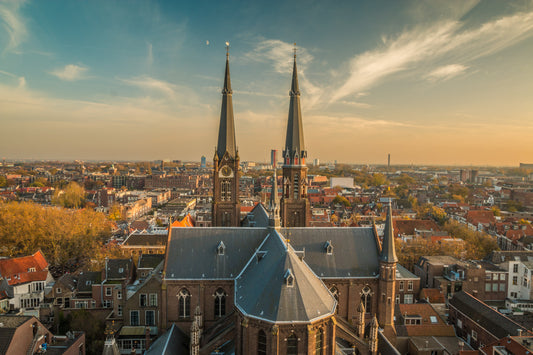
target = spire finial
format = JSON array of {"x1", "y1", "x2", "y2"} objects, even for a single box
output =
[
  {"x1": 293, "y1": 42, "x2": 297, "y2": 58},
  {"x1": 225, "y1": 41, "x2": 230, "y2": 58}
]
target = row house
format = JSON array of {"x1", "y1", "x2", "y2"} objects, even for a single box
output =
[
  {"x1": 0, "y1": 251, "x2": 53, "y2": 311},
  {"x1": 415, "y1": 256, "x2": 508, "y2": 301},
  {"x1": 449, "y1": 291, "x2": 530, "y2": 350}
]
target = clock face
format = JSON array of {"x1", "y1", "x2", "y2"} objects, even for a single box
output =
[{"x1": 220, "y1": 165, "x2": 233, "y2": 177}]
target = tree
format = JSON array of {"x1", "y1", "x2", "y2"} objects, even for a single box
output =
[
  {"x1": 0, "y1": 175, "x2": 7, "y2": 187},
  {"x1": 491, "y1": 206, "x2": 501, "y2": 217},
  {"x1": 332, "y1": 195, "x2": 351, "y2": 207},
  {"x1": 0, "y1": 200, "x2": 112, "y2": 269},
  {"x1": 370, "y1": 173, "x2": 389, "y2": 186},
  {"x1": 52, "y1": 182, "x2": 86, "y2": 208}
]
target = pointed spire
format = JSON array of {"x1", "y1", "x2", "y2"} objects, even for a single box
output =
[
  {"x1": 283, "y1": 44, "x2": 306, "y2": 166},
  {"x1": 380, "y1": 199, "x2": 398, "y2": 263},
  {"x1": 216, "y1": 43, "x2": 237, "y2": 161}
]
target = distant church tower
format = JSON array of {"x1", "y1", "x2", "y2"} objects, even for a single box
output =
[
  {"x1": 213, "y1": 46, "x2": 241, "y2": 227},
  {"x1": 281, "y1": 48, "x2": 310, "y2": 227}
]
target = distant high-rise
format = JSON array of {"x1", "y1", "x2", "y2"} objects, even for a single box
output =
[
  {"x1": 200, "y1": 156, "x2": 206, "y2": 169},
  {"x1": 313, "y1": 158, "x2": 319, "y2": 167}
]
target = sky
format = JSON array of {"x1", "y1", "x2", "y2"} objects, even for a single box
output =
[{"x1": 0, "y1": 0, "x2": 532, "y2": 166}]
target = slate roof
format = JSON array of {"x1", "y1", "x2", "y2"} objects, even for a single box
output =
[
  {"x1": 396, "y1": 264, "x2": 418, "y2": 279},
  {"x1": 241, "y1": 203, "x2": 269, "y2": 228},
  {"x1": 164, "y1": 226, "x2": 383, "y2": 280},
  {"x1": 145, "y1": 323, "x2": 188, "y2": 355},
  {"x1": 235, "y1": 230, "x2": 336, "y2": 323},
  {"x1": 122, "y1": 233, "x2": 167, "y2": 247},
  {"x1": 76, "y1": 271, "x2": 101, "y2": 293},
  {"x1": 449, "y1": 291, "x2": 529, "y2": 339},
  {"x1": 106, "y1": 259, "x2": 133, "y2": 280},
  {"x1": 486, "y1": 251, "x2": 533, "y2": 264},
  {"x1": 138, "y1": 254, "x2": 165, "y2": 270},
  {"x1": 380, "y1": 202, "x2": 398, "y2": 263},
  {"x1": 0, "y1": 315, "x2": 32, "y2": 354},
  {"x1": 165, "y1": 228, "x2": 268, "y2": 279},
  {"x1": 283, "y1": 54, "x2": 306, "y2": 162},
  {"x1": 282, "y1": 227, "x2": 380, "y2": 278}
]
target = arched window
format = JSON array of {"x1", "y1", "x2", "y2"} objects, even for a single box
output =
[
  {"x1": 287, "y1": 333, "x2": 298, "y2": 355},
  {"x1": 178, "y1": 289, "x2": 191, "y2": 318},
  {"x1": 257, "y1": 329, "x2": 267, "y2": 355},
  {"x1": 315, "y1": 328, "x2": 323, "y2": 355},
  {"x1": 330, "y1": 287, "x2": 339, "y2": 314},
  {"x1": 361, "y1": 286, "x2": 372, "y2": 314},
  {"x1": 214, "y1": 288, "x2": 226, "y2": 318}
]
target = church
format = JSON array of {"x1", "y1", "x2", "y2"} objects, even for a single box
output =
[{"x1": 156, "y1": 48, "x2": 402, "y2": 354}]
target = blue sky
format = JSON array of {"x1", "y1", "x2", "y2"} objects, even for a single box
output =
[{"x1": 1, "y1": 0, "x2": 532, "y2": 165}]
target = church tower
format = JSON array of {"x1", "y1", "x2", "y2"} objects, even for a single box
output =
[
  {"x1": 213, "y1": 46, "x2": 241, "y2": 227},
  {"x1": 280, "y1": 48, "x2": 310, "y2": 227},
  {"x1": 378, "y1": 200, "x2": 398, "y2": 338}
]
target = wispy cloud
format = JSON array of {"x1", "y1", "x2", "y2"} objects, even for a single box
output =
[
  {"x1": 426, "y1": 64, "x2": 468, "y2": 81},
  {"x1": 246, "y1": 39, "x2": 323, "y2": 108},
  {"x1": 50, "y1": 64, "x2": 89, "y2": 81},
  {"x1": 0, "y1": 69, "x2": 16, "y2": 77},
  {"x1": 331, "y1": 9, "x2": 533, "y2": 102},
  {"x1": 119, "y1": 75, "x2": 178, "y2": 98},
  {"x1": 0, "y1": 0, "x2": 28, "y2": 53}
]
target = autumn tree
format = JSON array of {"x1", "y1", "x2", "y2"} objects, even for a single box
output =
[
  {"x1": 52, "y1": 182, "x2": 86, "y2": 208},
  {"x1": 0, "y1": 200, "x2": 112, "y2": 269},
  {"x1": 332, "y1": 195, "x2": 351, "y2": 207}
]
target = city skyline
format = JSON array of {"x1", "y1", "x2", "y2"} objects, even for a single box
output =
[{"x1": 1, "y1": 0, "x2": 533, "y2": 166}]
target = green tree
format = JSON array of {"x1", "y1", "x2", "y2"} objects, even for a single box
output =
[{"x1": 370, "y1": 173, "x2": 389, "y2": 186}]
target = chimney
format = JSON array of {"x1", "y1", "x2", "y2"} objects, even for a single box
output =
[{"x1": 518, "y1": 329, "x2": 523, "y2": 336}]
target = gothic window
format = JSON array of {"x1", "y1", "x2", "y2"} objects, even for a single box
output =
[
  {"x1": 257, "y1": 329, "x2": 267, "y2": 355},
  {"x1": 214, "y1": 288, "x2": 226, "y2": 318},
  {"x1": 178, "y1": 289, "x2": 191, "y2": 318},
  {"x1": 330, "y1": 286, "x2": 339, "y2": 314},
  {"x1": 284, "y1": 177, "x2": 290, "y2": 198},
  {"x1": 287, "y1": 333, "x2": 298, "y2": 355},
  {"x1": 315, "y1": 328, "x2": 323, "y2": 355},
  {"x1": 361, "y1": 286, "x2": 372, "y2": 314},
  {"x1": 221, "y1": 180, "x2": 231, "y2": 201}
]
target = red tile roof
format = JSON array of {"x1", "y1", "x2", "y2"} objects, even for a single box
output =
[
  {"x1": 0, "y1": 251, "x2": 49, "y2": 286},
  {"x1": 466, "y1": 210, "x2": 496, "y2": 226},
  {"x1": 394, "y1": 219, "x2": 441, "y2": 236}
]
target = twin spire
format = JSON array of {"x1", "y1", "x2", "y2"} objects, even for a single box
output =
[
  {"x1": 283, "y1": 49, "x2": 306, "y2": 166},
  {"x1": 216, "y1": 45, "x2": 237, "y2": 162}
]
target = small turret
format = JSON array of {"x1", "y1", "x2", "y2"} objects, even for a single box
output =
[
  {"x1": 190, "y1": 319, "x2": 200, "y2": 355},
  {"x1": 357, "y1": 300, "x2": 366, "y2": 338},
  {"x1": 369, "y1": 314, "x2": 379, "y2": 355}
]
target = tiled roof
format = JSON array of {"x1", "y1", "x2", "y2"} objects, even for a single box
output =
[
  {"x1": 466, "y1": 210, "x2": 496, "y2": 225},
  {"x1": 106, "y1": 259, "x2": 133, "y2": 280},
  {"x1": 395, "y1": 303, "x2": 455, "y2": 337},
  {"x1": 420, "y1": 288, "x2": 445, "y2": 303},
  {"x1": 0, "y1": 251, "x2": 49, "y2": 286},
  {"x1": 394, "y1": 219, "x2": 441, "y2": 235},
  {"x1": 130, "y1": 220, "x2": 149, "y2": 231},
  {"x1": 0, "y1": 315, "x2": 32, "y2": 354},
  {"x1": 170, "y1": 214, "x2": 195, "y2": 228}
]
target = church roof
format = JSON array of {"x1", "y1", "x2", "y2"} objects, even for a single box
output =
[
  {"x1": 165, "y1": 227, "x2": 267, "y2": 279},
  {"x1": 235, "y1": 230, "x2": 336, "y2": 323},
  {"x1": 165, "y1": 226, "x2": 382, "y2": 280},
  {"x1": 216, "y1": 51, "x2": 237, "y2": 161},
  {"x1": 282, "y1": 227, "x2": 381, "y2": 278}
]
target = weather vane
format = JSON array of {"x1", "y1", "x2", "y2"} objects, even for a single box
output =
[{"x1": 293, "y1": 42, "x2": 297, "y2": 57}]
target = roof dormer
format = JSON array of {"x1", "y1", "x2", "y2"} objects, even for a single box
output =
[
  {"x1": 217, "y1": 241, "x2": 226, "y2": 256},
  {"x1": 324, "y1": 240, "x2": 333, "y2": 255},
  {"x1": 284, "y1": 268, "x2": 294, "y2": 287}
]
